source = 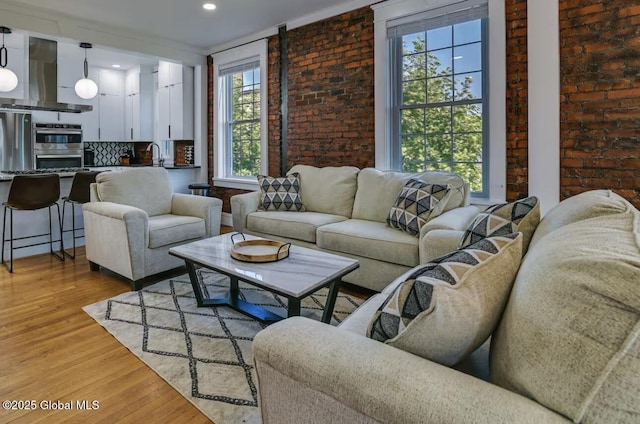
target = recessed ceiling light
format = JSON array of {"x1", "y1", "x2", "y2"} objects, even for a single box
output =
[
  {"x1": 112, "y1": 64, "x2": 121, "y2": 68},
  {"x1": 203, "y1": 3, "x2": 216, "y2": 11}
]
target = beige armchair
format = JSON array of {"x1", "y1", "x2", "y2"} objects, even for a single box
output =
[{"x1": 82, "y1": 167, "x2": 222, "y2": 290}]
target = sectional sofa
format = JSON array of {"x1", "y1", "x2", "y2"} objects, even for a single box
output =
[{"x1": 253, "y1": 189, "x2": 640, "y2": 423}]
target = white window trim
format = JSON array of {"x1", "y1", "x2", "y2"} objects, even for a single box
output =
[
  {"x1": 212, "y1": 39, "x2": 268, "y2": 191},
  {"x1": 372, "y1": 0, "x2": 506, "y2": 202}
]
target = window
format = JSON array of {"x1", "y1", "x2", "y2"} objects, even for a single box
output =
[
  {"x1": 374, "y1": 0, "x2": 505, "y2": 201},
  {"x1": 213, "y1": 40, "x2": 268, "y2": 190}
]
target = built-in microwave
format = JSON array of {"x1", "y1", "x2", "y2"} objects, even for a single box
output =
[{"x1": 33, "y1": 123, "x2": 82, "y2": 151}]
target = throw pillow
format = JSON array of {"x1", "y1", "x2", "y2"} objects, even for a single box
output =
[
  {"x1": 460, "y1": 196, "x2": 539, "y2": 253},
  {"x1": 257, "y1": 173, "x2": 305, "y2": 212},
  {"x1": 387, "y1": 179, "x2": 451, "y2": 237},
  {"x1": 367, "y1": 232, "x2": 523, "y2": 366}
]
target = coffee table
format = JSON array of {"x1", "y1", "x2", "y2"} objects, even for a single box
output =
[{"x1": 168, "y1": 233, "x2": 359, "y2": 323}]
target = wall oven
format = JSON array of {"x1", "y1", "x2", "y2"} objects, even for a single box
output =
[{"x1": 33, "y1": 123, "x2": 83, "y2": 169}]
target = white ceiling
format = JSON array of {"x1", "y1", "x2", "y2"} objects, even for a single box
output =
[{"x1": 6, "y1": 0, "x2": 367, "y2": 52}]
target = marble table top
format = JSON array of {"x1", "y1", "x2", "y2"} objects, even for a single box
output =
[{"x1": 169, "y1": 233, "x2": 359, "y2": 298}]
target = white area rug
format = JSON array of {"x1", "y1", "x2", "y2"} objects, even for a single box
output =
[{"x1": 83, "y1": 269, "x2": 364, "y2": 424}]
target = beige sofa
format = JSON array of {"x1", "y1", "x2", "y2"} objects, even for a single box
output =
[
  {"x1": 253, "y1": 190, "x2": 640, "y2": 423},
  {"x1": 83, "y1": 167, "x2": 222, "y2": 290},
  {"x1": 231, "y1": 165, "x2": 481, "y2": 291}
]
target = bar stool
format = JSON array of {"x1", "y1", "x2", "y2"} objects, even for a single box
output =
[
  {"x1": 188, "y1": 183, "x2": 211, "y2": 196},
  {"x1": 1, "y1": 174, "x2": 64, "y2": 273},
  {"x1": 61, "y1": 171, "x2": 101, "y2": 259}
]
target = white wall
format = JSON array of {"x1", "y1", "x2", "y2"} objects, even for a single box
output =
[{"x1": 527, "y1": 0, "x2": 560, "y2": 215}]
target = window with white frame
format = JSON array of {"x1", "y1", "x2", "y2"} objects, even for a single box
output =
[
  {"x1": 374, "y1": 0, "x2": 505, "y2": 201},
  {"x1": 213, "y1": 40, "x2": 268, "y2": 190}
]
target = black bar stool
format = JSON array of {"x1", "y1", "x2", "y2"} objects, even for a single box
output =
[
  {"x1": 188, "y1": 183, "x2": 211, "y2": 196},
  {"x1": 1, "y1": 174, "x2": 64, "y2": 273},
  {"x1": 61, "y1": 171, "x2": 101, "y2": 259}
]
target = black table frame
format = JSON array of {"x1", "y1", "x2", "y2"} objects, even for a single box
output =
[{"x1": 179, "y1": 258, "x2": 351, "y2": 324}]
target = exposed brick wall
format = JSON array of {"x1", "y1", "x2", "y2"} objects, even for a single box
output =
[
  {"x1": 560, "y1": 1, "x2": 640, "y2": 208},
  {"x1": 285, "y1": 8, "x2": 375, "y2": 170},
  {"x1": 267, "y1": 35, "x2": 282, "y2": 177},
  {"x1": 505, "y1": 0, "x2": 528, "y2": 202}
]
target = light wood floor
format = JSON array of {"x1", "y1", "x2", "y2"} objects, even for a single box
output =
[
  {"x1": 0, "y1": 228, "x2": 371, "y2": 423},
  {"x1": 0, "y1": 242, "x2": 225, "y2": 423}
]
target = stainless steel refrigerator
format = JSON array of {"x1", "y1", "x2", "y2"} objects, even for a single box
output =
[{"x1": 0, "y1": 112, "x2": 33, "y2": 172}]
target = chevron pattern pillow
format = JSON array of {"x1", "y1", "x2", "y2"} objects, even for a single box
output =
[
  {"x1": 257, "y1": 173, "x2": 305, "y2": 211},
  {"x1": 387, "y1": 179, "x2": 451, "y2": 237},
  {"x1": 460, "y1": 196, "x2": 540, "y2": 252},
  {"x1": 367, "y1": 233, "x2": 523, "y2": 366}
]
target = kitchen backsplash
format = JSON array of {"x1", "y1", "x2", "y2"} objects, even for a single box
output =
[{"x1": 85, "y1": 141, "x2": 152, "y2": 166}]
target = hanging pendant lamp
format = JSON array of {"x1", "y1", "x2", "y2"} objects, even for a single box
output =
[
  {"x1": 74, "y1": 42, "x2": 98, "y2": 100},
  {"x1": 0, "y1": 26, "x2": 18, "y2": 93}
]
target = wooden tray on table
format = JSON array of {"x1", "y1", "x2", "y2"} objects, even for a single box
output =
[{"x1": 230, "y1": 233, "x2": 291, "y2": 263}]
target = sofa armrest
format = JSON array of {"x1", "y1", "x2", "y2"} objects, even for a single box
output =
[
  {"x1": 171, "y1": 193, "x2": 223, "y2": 237},
  {"x1": 230, "y1": 191, "x2": 261, "y2": 232},
  {"x1": 417, "y1": 205, "x2": 482, "y2": 262},
  {"x1": 82, "y1": 202, "x2": 149, "y2": 280},
  {"x1": 253, "y1": 317, "x2": 570, "y2": 424}
]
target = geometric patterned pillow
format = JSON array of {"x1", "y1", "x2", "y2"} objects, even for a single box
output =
[
  {"x1": 387, "y1": 179, "x2": 451, "y2": 237},
  {"x1": 460, "y1": 196, "x2": 539, "y2": 252},
  {"x1": 257, "y1": 172, "x2": 305, "y2": 212},
  {"x1": 366, "y1": 232, "x2": 523, "y2": 366}
]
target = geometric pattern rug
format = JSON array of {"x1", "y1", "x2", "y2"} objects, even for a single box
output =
[{"x1": 82, "y1": 269, "x2": 365, "y2": 424}]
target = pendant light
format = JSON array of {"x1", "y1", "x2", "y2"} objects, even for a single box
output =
[
  {"x1": 74, "y1": 42, "x2": 98, "y2": 100},
  {"x1": 0, "y1": 26, "x2": 18, "y2": 93}
]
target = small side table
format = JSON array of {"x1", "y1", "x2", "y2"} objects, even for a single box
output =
[{"x1": 188, "y1": 183, "x2": 211, "y2": 196}]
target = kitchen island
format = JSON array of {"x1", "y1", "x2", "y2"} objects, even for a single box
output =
[{"x1": 0, "y1": 165, "x2": 205, "y2": 260}]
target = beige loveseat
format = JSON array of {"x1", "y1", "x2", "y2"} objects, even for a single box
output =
[
  {"x1": 231, "y1": 165, "x2": 480, "y2": 291},
  {"x1": 83, "y1": 167, "x2": 222, "y2": 290},
  {"x1": 253, "y1": 190, "x2": 640, "y2": 423}
]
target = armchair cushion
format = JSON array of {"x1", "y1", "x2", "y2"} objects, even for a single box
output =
[
  {"x1": 367, "y1": 233, "x2": 523, "y2": 366},
  {"x1": 95, "y1": 167, "x2": 173, "y2": 216},
  {"x1": 148, "y1": 214, "x2": 205, "y2": 248}
]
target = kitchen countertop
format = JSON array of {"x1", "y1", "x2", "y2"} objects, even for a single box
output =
[{"x1": 0, "y1": 165, "x2": 201, "y2": 181}]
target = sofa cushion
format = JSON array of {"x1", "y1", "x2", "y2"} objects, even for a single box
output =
[
  {"x1": 529, "y1": 189, "x2": 629, "y2": 249},
  {"x1": 148, "y1": 214, "x2": 205, "y2": 248},
  {"x1": 352, "y1": 168, "x2": 466, "y2": 223},
  {"x1": 317, "y1": 219, "x2": 419, "y2": 267},
  {"x1": 490, "y1": 194, "x2": 640, "y2": 423},
  {"x1": 247, "y1": 211, "x2": 348, "y2": 243},
  {"x1": 460, "y1": 196, "x2": 539, "y2": 253},
  {"x1": 387, "y1": 180, "x2": 451, "y2": 237},
  {"x1": 257, "y1": 173, "x2": 305, "y2": 212},
  {"x1": 95, "y1": 167, "x2": 173, "y2": 217},
  {"x1": 367, "y1": 233, "x2": 523, "y2": 367},
  {"x1": 287, "y1": 165, "x2": 359, "y2": 217}
]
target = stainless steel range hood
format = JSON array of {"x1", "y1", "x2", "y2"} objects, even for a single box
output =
[{"x1": 0, "y1": 37, "x2": 92, "y2": 113}]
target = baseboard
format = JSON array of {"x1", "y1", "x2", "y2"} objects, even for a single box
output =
[{"x1": 221, "y1": 212, "x2": 233, "y2": 228}]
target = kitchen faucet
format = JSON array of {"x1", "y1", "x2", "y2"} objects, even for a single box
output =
[{"x1": 146, "y1": 142, "x2": 164, "y2": 167}]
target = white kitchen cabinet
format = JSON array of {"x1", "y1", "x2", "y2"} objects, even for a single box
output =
[
  {"x1": 124, "y1": 66, "x2": 153, "y2": 141},
  {"x1": 157, "y1": 61, "x2": 193, "y2": 141},
  {"x1": 81, "y1": 68, "x2": 125, "y2": 141}
]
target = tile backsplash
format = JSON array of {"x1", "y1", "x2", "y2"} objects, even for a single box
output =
[{"x1": 85, "y1": 142, "x2": 151, "y2": 166}]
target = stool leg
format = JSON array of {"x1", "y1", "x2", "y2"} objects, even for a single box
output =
[
  {"x1": 1, "y1": 206, "x2": 12, "y2": 273},
  {"x1": 62, "y1": 201, "x2": 76, "y2": 260},
  {"x1": 49, "y1": 204, "x2": 64, "y2": 262}
]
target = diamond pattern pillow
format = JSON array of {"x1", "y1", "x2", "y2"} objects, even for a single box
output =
[
  {"x1": 460, "y1": 196, "x2": 540, "y2": 252},
  {"x1": 367, "y1": 233, "x2": 523, "y2": 366},
  {"x1": 257, "y1": 173, "x2": 305, "y2": 212},
  {"x1": 387, "y1": 179, "x2": 451, "y2": 237}
]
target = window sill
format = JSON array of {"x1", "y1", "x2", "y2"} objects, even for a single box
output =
[{"x1": 213, "y1": 177, "x2": 259, "y2": 191}]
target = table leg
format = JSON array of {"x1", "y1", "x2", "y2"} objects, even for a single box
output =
[
  {"x1": 185, "y1": 260, "x2": 206, "y2": 306},
  {"x1": 321, "y1": 279, "x2": 342, "y2": 324},
  {"x1": 229, "y1": 275, "x2": 240, "y2": 307},
  {"x1": 287, "y1": 298, "x2": 301, "y2": 317}
]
